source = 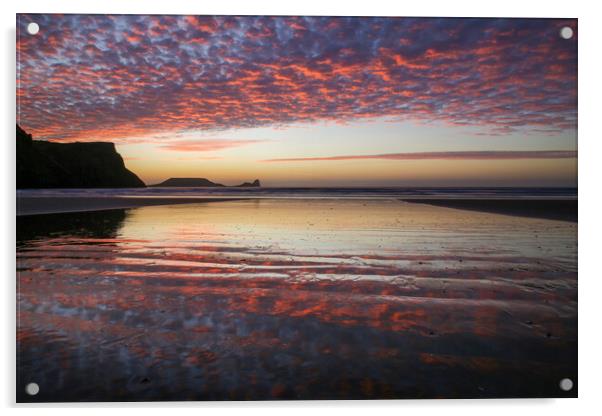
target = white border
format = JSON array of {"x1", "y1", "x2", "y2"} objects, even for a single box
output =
[{"x1": 3, "y1": 1, "x2": 601, "y2": 414}]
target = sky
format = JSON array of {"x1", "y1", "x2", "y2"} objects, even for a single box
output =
[{"x1": 16, "y1": 15, "x2": 577, "y2": 186}]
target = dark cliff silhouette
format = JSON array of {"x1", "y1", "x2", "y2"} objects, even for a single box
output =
[
  {"x1": 16, "y1": 125, "x2": 145, "y2": 188},
  {"x1": 153, "y1": 178, "x2": 261, "y2": 187},
  {"x1": 152, "y1": 178, "x2": 225, "y2": 187}
]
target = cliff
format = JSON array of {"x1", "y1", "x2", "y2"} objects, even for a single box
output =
[{"x1": 16, "y1": 125, "x2": 145, "y2": 188}]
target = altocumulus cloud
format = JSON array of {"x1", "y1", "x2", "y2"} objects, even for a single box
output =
[{"x1": 17, "y1": 15, "x2": 577, "y2": 143}]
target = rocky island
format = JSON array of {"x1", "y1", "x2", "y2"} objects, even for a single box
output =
[
  {"x1": 152, "y1": 178, "x2": 261, "y2": 188},
  {"x1": 236, "y1": 179, "x2": 261, "y2": 187}
]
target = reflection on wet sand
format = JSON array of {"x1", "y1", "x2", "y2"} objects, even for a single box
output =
[{"x1": 17, "y1": 200, "x2": 577, "y2": 401}]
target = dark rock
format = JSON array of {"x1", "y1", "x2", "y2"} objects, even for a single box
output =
[
  {"x1": 151, "y1": 178, "x2": 225, "y2": 187},
  {"x1": 235, "y1": 179, "x2": 261, "y2": 187},
  {"x1": 152, "y1": 178, "x2": 261, "y2": 188},
  {"x1": 16, "y1": 125, "x2": 145, "y2": 188}
]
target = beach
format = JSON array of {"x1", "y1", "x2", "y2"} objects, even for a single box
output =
[
  {"x1": 402, "y1": 199, "x2": 577, "y2": 222},
  {"x1": 16, "y1": 196, "x2": 240, "y2": 216},
  {"x1": 17, "y1": 188, "x2": 577, "y2": 220},
  {"x1": 17, "y1": 199, "x2": 577, "y2": 401}
]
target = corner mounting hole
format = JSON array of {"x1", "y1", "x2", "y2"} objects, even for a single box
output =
[
  {"x1": 27, "y1": 22, "x2": 39, "y2": 35},
  {"x1": 25, "y1": 382, "x2": 39, "y2": 396},
  {"x1": 560, "y1": 26, "x2": 573, "y2": 40},
  {"x1": 559, "y1": 378, "x2": 573, "y2": 391}
]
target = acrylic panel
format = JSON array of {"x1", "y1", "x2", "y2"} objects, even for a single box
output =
[{"x1": 16, "y1": 14, "x2": 577, "y2": 402}]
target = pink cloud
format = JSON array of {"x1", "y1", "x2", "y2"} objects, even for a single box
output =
[
  {"x1": 263, "y1": 150, "x2": 577, "y2": 162},
  {"x1": 161, "y1": 139, "x2": 265, "y2": 152}
]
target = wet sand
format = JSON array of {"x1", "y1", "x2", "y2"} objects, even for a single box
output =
[
  {"x1": 16, "y1": 196, "x2": 239, "y2": 216},
  {"x1": 401, "y1": 199, "x2": 577, "y2": 222},
  {"x1": 17, "y1": 200, "x2": 577, "y2": 401}
]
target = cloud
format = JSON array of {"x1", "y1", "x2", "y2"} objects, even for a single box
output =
[
  {"x1": 160, "y1": 139, "x2": 265, "y2": 152},
  {"x1": 16, "y1": 15, "x2": 577, "y2": 142},
  {"x1": 262, "y1": 150, "x2": 578, "y2": 162},
  {"x1": 176, "y1": 156, "x2": 223, "y2": 160}
]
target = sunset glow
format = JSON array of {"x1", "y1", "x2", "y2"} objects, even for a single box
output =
[{"x1": 17, "y1": 15, "x2": 577, "y2": 186}]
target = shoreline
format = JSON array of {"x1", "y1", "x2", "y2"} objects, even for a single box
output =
[
  {"x1": 401, "y1": 198, "x2": 577, "y2": 222},
  {"x1": 16, "y1": 196, "x2": 241, "y2": 216},
  {"x1": 17, "y1": 196, "x2": 578, "y2": 222}
]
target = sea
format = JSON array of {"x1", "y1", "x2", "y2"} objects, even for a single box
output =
[{"x1": 16, "y1": 186, "x2": 577, "y2": 200}]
